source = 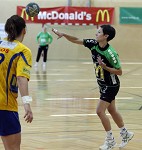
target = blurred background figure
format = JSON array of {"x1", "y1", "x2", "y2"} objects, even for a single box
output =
[{"x1": 34, "y1": 25, "x2": 53, "y2": 71}]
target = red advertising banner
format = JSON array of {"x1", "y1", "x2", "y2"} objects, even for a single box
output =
[{"x1": 17, "y1": 6, "x2": 114, "y2": 25}]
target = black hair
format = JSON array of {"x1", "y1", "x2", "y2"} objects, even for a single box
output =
[
  {"x1": 100, "y1": 24, "x2": 116, "y2": 41},
  {"x1": 5, "y1": 15, "x2": 26, "y2": 42}
]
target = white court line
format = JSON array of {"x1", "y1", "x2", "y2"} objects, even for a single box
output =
[
  {"x1": 132, "y1": 73, "x2": 142, "y2": 75},
  {"x1": 44, "y1": 98, "x2": 78, "y2": 101},
  {"x1": 83, "y1": 97, "x2": 133, "y2": 100},
  {"x1": 30, "y1": 79, "x2": 96, "y2": 82},
  {"x1": 31, "y1": 73, "x2": 72, "y2": 76},
  {"x1": 82, "y1": 62, "x2": 142, "y2": 65},
  {"x1": 30, "y1": 78, "x2": 142, "y2": 86},
  {"x1": 48, "y1": 69, "x2": 86, "y2": 71},
  {"x1": 56, "y1": 79, "x2": 96, "y2": 81},
  {"x1": 122, "y1": 62, "x2": 142, "y2": 65},
  {"x1": 121, "y1": 87, "x2": 142, "y2": 89},
  {"x1": 45, "y1": 97, "x2": 133, "y2": 101},
  {"x1": 50, "y1": 114, "x2": 110, "y2": 117},
  {"x1": 30, "y1": 79, "x2": 50, "y2": 81}
]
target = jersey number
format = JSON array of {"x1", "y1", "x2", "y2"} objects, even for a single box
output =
[{"x1": 0, "y1": 53, "x2": 5, "y2": 64}]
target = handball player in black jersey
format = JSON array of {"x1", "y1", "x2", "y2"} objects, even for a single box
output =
[{"x1": 52, "y1": 25, "x2": 134, "y2": 150}]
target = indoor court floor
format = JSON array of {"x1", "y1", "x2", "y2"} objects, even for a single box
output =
[{"x1": 0, "y1": 59, "x2": 142, "y2": 150}]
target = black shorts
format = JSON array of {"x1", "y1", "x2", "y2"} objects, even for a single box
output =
[{"x1": 99, "y1": 84, "x2": 120, "y2": 103}]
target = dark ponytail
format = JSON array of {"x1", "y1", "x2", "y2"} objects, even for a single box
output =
[{"x1": 5, "y1": 15, "x2": 26, "y2": 42}]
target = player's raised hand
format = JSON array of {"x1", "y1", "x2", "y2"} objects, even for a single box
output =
[
  {"x1": 97, "y1": 56, "x2": 106, "y2": 69},
  {"x1": 52, "y1": 28, "x2": 64, "y2": 39}
]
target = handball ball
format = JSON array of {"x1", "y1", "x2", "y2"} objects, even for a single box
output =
[{"x1": 25, "y1": 2, "x2": 40, "y2": 17}]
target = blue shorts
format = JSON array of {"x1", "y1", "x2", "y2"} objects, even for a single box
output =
[{"x1": 0, "y1": 110, "x2": 21, "y2": 136}]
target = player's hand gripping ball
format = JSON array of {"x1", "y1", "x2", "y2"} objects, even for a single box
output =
[{"x1": 26, "y1": 2, "x2": 40, "y2": 17}]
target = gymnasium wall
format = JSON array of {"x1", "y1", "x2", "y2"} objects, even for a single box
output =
[{"x1": 0, "y1": 0, "x2": 142, "y2": 62}]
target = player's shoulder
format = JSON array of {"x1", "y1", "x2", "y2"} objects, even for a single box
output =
[
  {"x1": 107, "y1": 45, "x2": 118, "y2": 54},
  {"x1": 17, "y1": 41, "x2": 31, "y2": 53},
  {"x1": 0, "y1": 39, "x2": 31, "y2": 53},
  {"x1": 84, "y1": 39, "x2": 97, "y2": 44},
  {"x1": 37, "y1": 32, "x2": 42, "y2": 36},
  {"x1": 83, "y1": 39, "x2": 98, "y2": 49},
  {"x1": 0, "y1": 39, "x2": 18, "y2": 49},
  {"x1": 46, "y1": 32, "x2": 52, "y2": 36}
]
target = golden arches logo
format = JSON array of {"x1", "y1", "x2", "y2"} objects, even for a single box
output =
[
  {"x1": 96, "y1": 10, "x2": 110, "y2": 22},
  {"x1": 20, "y1": 8, "x2": 34, "y2": 21}
]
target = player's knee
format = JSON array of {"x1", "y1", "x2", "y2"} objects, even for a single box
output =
[{"x1": 96, "y1": 109, "x2": 104, "y2": 117}]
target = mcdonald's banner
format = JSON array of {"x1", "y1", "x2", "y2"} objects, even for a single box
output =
[
  {"x1": 17, "y1": 6, "x2": 114, "y2": 25},
  {"x1": 120, "y1": 7, "x2": 142, "y2": 24}
]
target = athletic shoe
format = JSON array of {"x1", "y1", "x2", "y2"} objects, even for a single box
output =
[
  {"x1": 34, "y1": 62, "x2": 38, "y2": 67},
  {"x1": 42, "y1": 63, "x2": 46, "y2": 72},
  {"x1": 99, "y1": 138, "x2": 117, "y2": 150},
  {"x1": 34, "y1": 63, "x2": 38, "y2": 72},
  {"x1": 119, "y1": 131, "x2": 134, "y2": 148}
]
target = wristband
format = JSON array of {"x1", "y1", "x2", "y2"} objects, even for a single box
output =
[{"x1": 22, "y1": 96, "x2": 32, "y2": 104}]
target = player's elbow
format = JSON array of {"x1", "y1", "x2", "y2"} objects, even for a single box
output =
[{"x1": 72, "y1": 40, "x2": 83, "y2": 45}]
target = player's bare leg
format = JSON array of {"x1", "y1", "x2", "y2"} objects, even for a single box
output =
[
  {"x1": 1, "y1": 133, "x2": 21, "y2": 150},
  {"x1": 96, "y1": 100, "x2": 117, "y2": 150},
  {"x1": 107, "y1": 100, "x2": 134, "y2": 148}
]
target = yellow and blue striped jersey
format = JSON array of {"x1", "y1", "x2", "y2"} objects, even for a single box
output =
[{"x1": 0, "y1": 39, "x2": 32, "y2": 112}]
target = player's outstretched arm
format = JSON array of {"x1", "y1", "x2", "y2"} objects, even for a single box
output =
[{"x1": 52, "y1": 28, "x2": 83, "y2": 45}]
